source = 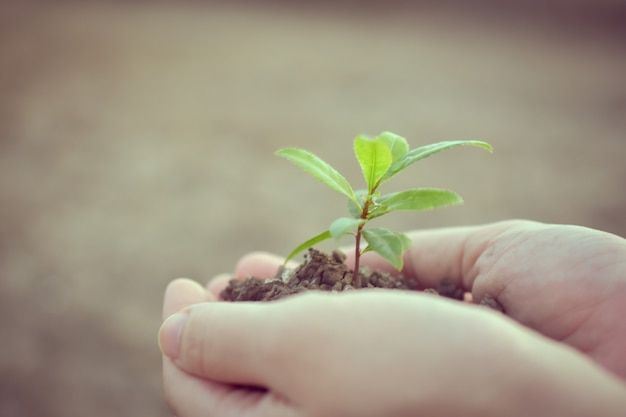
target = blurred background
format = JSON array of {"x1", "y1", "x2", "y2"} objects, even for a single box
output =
[{"x1": 1, "y1": 0, "x2": 624, "y2": 415}]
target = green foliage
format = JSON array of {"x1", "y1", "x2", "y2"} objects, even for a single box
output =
[
  {"x1": 274, "y1": 148, "x2": 357, "y2": 204},
  {"x1": 276, "y1": 132, "x2": 492, "y2": 279},
  {"x1": 361, "y1": 228, "x2": 412, "y2": 270}
]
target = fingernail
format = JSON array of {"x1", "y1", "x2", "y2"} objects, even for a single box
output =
[{"x1": 159, "y1": 312, "x2": 189, "y2": 359}]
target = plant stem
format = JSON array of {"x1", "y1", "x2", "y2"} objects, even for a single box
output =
[
  {"x1": 352, "y1": 224, "x2": 363, "y2": 287},
  {"x1": 351, "y1": 197, "x2": 371, "y2": 287}
]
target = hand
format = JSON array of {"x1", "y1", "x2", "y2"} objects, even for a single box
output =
[
  {"x1": 159, "y1": 220, "x2": 626, "y2": 417},
  {"x1": 341, "y1": 219, "x2": 626, "y2": 378}
]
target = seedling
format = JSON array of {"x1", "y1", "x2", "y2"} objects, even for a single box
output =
[{"x1": 276, "y1": 132, "x2": 492, "y2": 286}]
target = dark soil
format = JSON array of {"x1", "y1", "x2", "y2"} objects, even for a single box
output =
[{"x1": 221, "y1": 249, "x2": 504, "y2": 312}]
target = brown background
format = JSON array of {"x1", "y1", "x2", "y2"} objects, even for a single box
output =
[{"x1": 1, "y1": 1, "x2": 625, "y2": 415}]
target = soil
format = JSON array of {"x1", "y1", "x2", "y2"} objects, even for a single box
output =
[{"x1": 221, "y1": 249, "x2": 504, "y2": 312}]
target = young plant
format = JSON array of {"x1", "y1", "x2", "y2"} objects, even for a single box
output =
[{"x1": 276, "y1": 132, "x2": 492, "y2": 286}]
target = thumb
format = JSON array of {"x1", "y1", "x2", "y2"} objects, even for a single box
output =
[
  {"x1": 342, "y1": 220, "x2": 532, "y2": 297},
  {"x1": 158, "y1": 301, "x2": 282, "y2": 388},
  {"x1": 163, "y1": 278, "x2": 212, "y2": 319}
]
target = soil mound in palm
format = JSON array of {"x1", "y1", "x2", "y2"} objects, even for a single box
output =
[{"x1": 220, "y1": 249, "x2": 466, "y2": 302}]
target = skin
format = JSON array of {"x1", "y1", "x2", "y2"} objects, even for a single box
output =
[{"x1": 159, "y1": 220, "x2": 626, "y2": 417}]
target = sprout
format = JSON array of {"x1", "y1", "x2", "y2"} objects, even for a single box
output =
[{"x1": 276, "y1": 131, "x2": 492, "y2": 286}]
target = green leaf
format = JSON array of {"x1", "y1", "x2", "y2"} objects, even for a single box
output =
[
  {"x1": 362, "y1": 228, "x2": 412, "y2": 270},
  {"x1": 372, "y1": 188, "x2": 463, "y2": 217},
  {"x1": 284, "y1": 230, "x2": 332, "y2": 264},
  {"x1": 354, "y1": 135, "x2": 393, "y2": 193},
  {"x1": 276, "y1": 148, "x2": 355, "y2": 200},
  {"x1": 380, "y1": 140, "x2": 492, "y2": 184},
  {"x1": 347, "y1": 196, "x2": 361, "y2": 219},
  {"x1": 347, "y1": 189, "x2": 368, "y2": 218},
  {"x1": 377, "y1": 131, "x2": 409, "y2": 163},
  {"x1": 329, "y1": 217, "x2": 365, "y2": 239}
]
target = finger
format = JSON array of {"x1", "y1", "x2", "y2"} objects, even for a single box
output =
[
  {"x1": 206, "y1": 253, "x2": 293, "y2": 300},
  {"x1": 208, "y1": 252, "x2": 300, "y2": 300},
  {"x1": 206, "y1": 273, "x2": 232, "y2": 300},
  {"x1": 163, "y1": 356, "x2": 296, "y2": 417},
  {"x1": 163, "y1": 278, "x2": 213, "y2": 319},
  {"x1": 399, "y1": 222, "x2": 513, "y2": 292},
  {"x1": 234, "y1": 252, "x2": 293, "y2": 279},
  {"x1": 162, "y1": 280, "x2": 296, "y2": 416},
  {"x1": 159, "y1": 300, "x2": 285, "y2": 387},
  {"x1": 343, "y1": 220, "x2": 536, "y2": 294},
  {"x1": 162, "y1": 357, "x2": 229, "y2": 417}
]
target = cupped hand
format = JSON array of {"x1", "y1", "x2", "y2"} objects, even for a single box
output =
[
  {"x1": 343, "y1": 219, "x2": 626, "y2": 378},
  {"x1": 210, "y1": 220, "x2": 626, "y2": 379},
  {"x1": 159, "y1": 220, "x2": 626, "y2": 417},
  {"x1": 161, "y1": 281, "x2": 626, "y2": 417}
]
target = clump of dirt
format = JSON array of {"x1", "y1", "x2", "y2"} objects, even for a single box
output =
[{"x1": 220, "y1": 249, "x2": 495, "y2": 307}]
